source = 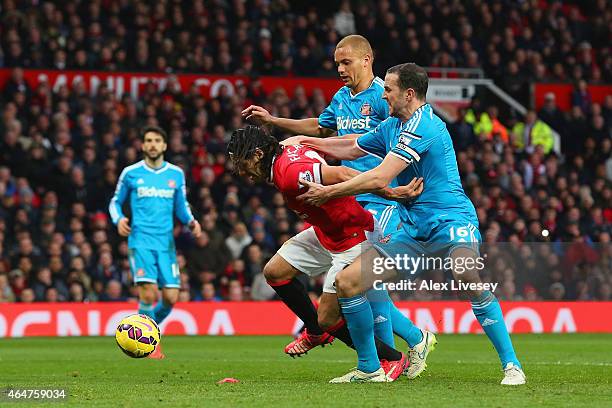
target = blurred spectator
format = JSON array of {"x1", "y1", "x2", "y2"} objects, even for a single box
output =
[
  {"x1": 31, "y1": 267, "x2": 68, "y2": 301},
  {"x1": 227, "y1": 279, "x2": 244, "y2": 302},
  {"x1": 334, "y1": 1, "x2": 356, "y2": 36},
  {"x1": 187, "y1": 231, "x2": 228, "y2": 278},
  {"x1": 19, "y1": 288, "x2": 35, "y2": 303},
  {"x1": 0, "y1": 273, "x2": 15, "y2": 302},
  {"x1": 99, "y1": 280, "x2": 127, "y2": 302},
  {"x1": 549, "y1": 282, "x2": 566, "y2": 300},
  {"x1": 196, "y1": 282, "x2": 222, "y2": 302},
  {"x1": 512, "y1": 111, "x2": 554, "y2": 154},
  {"x1": 225, "y1": 223, "x2": 252, "y2": 260},
  {"x1": 448, "y1": 108, "x2": 477, "y2": 152},
  {"x1": 250, "y1": 272, "x2": 277, "y2": 301},
  {"x1": 571, "y1": 80, "x2": 592, "y2": 115},
  {"x1": 538, "y1": 93, "x2": 566, "y2": 137}
]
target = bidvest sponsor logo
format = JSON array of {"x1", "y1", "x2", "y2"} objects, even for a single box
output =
[
  {"x1": 336, "y1": 115, "x2": 372, "y2": 130},
  {"x1": 137, "y1": 186, "x2": 174, "y2": 198}
]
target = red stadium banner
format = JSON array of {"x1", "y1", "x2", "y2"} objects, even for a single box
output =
[
  {"x1": 0, "y1": 69, "x2": 342, "y2": 100},
  {"x1": 533, "y1": 83, "x2": 611, "y2": 111},
  {"x1": 0, "y1": 301, "x2": 610, "y2": 337}
]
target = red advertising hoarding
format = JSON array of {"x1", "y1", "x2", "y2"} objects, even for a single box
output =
[
  {"x1": 533, "y1": 83, "x2": 611, "y2": 111},
  {"x1": 0, "y1": 301, "x2": 609, "y2": 338},
  {"x1": 0, "y1": 69, "x2": 342, "y2": 100}
]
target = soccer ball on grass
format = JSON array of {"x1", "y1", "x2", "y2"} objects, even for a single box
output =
[{"x1": 115, "y1": 314, "x2": 161, "y2": 358}]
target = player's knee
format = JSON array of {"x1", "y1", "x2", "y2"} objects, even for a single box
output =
[
  {"x1": 262, "y1": 261, "x2": 278, "y2": 281},
  {"x1": 263, "y1": 258, "x2": 292, "y2": 282},
  {"x1": 335, "y1": 269, "x2": 361, "y2": 297},
  {"x1": 162, "y1": 290, "x2": 179, "y2": 306},
  {"x1": 140, "y1": 287, "x2": 157, "y2": 304}
]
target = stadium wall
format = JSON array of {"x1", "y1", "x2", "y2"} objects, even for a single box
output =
[
  {"x1": 533, "y1": 83, "x2": 611, "y2": 111},
  {"x1": 0, "y1": 302, "x2": 610, "y2": 337}
]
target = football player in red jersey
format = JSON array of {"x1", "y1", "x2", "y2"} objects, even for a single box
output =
[{"x1": 227, "y1": 125, "x2": 423, "y2": 381}]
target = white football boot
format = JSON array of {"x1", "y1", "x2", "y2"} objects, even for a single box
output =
[
  {"x1": 501, "y1": 362, "x2": 526, "y2": 385},
  {"x1": 329, "y1": 367, "x2": 389, "y2": 383},
  {"x1": 405, "y1": 330, "x2": 437, "y2": 379}
]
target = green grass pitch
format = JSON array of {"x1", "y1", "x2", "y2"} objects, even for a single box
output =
[{"x1": 1, "y1": 334, "x2": 611, "y2": 407}]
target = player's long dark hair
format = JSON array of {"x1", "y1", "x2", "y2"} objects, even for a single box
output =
[{"x1": 227, "y1": 125, "x2": 282, "y2": 180}]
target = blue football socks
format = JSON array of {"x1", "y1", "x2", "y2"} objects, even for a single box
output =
[
  {"x1": 339, "y1": 295, "x2": 380, "y2": 373},
  {"x1": 153, "y1": 301, "x2": 173, "y2": 325},
  {"x1": 138, "y1": 301, "x2": 155, "y2": 320},
  {"x1": 366, "y1": 289, "x2": 395, "y2": 347},
  {"x1": 471, "y1": 291, "x2": 521, "y2": 368}
]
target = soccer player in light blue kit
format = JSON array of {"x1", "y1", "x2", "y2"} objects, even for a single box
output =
[
  {"x1": 242, "y1": 35, "x2": 423, "y2": 357},
  {"x1": 109, "y1": 126, "x2": 201, "y2": 359},
  {"x1": 296, "y1": 63, "x2": 526, "y2": 385}
]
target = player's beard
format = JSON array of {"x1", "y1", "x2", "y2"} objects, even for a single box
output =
[{"x1": 144, "y1": 151, "x2": 163, "y2": 161}]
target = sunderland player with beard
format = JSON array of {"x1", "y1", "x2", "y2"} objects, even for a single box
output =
[
  {"x1": 109, "y1": 126, "x2": 202, "y2": 359},
  {"x1": 292, "y1": 63, "x2": 526, "y2": 385},
  {"x1": 227, "y1": 125, "x2": 423, "y2": 382},
  {"x1": 242, "y1": 35, "x2": 424, "y2": 357}
]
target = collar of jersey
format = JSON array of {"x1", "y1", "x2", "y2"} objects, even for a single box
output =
[
  {"x1": 402, "y1": 103, "x2": 430, "y2": 128},
  {"x1": 142, "y1": 160, "x2": 169, "y2": 174},
  {"x1": 347, "y1": 76, "x2": 382, "y2": 99}
]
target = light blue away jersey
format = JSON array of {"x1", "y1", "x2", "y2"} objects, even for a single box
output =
[
  {"x1": 109, "y1": 160, "x2": 195, "y2": 251},
  {"x1": 318, "y1": 77, "x2": 396, "y2": 204},
  {"x1": 356, "y1": 103, "x2": 478, "y2": 224}
]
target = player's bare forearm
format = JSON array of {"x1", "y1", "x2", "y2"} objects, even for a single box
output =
[
  {"x1": 271, "y1": 117, "x2": 321, "y2": 136},
  {"x1": 329, "y1": 168, "x2": 389, "y2": 198},
  {"x1": 301, "y1": 135, "x2": 364, "y2": 160},
  {"x1": 321, "y1": 165, "x2": 409, "y2": 201},
  {"x1": 299, "y1": 167, "x2": 389, "y2": 206}
]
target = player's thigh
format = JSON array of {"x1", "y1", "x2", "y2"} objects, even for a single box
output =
[
  {"x1": 129, "y1": 248, "x2": 159, "y2": 286},
  {"x1": 324, "y1": 237, "x2": 373, "y2": 295},
  {"x1": 435, "y1": 220, "x2": 484, "y2": 295},
  {"x1": 263, "y1": 254, "x2": 301, "y2": 282},
  {"x1": 317, "y1": 292, "x2": 341, "y2": 330},
  {"x1": 156, "y1": 250, "x2": 180, "y2": 290},
  {"x1": 370, "y1": 226, "x2": 426, "y2": 279},
  {"x1": 448, "y1": 246, "x2": 484, "y2": 298},
  {"x1": 272, "y1": 227, "x2": 332, "y2": 281},
  {"x1": 335, "y1": 247, "x2": 398, "y2": 297}
]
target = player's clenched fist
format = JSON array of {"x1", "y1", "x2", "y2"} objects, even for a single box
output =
[
  {"x1": 241, "y1": 105, "x2": 273, "y2": 125},
  {"x1": 189, "y1": 220, "x2": 202, "y2": 238},
  {"x1": 117, "y1": 217, "x2": 131, "y2": 236}
]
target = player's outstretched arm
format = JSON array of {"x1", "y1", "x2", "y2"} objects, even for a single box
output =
[
  {"x1": 320, "y1": 165, "x2": 423, "y2": 202},
  {"x1": 298, "y1": 154, "x2": 409, "y2": 206},
  {"x1": 242, "y1": 105, "x2": 333, "y2": 137},
  {"x1": 281, "y1": 134, "x2": 364, "y2": 161}
]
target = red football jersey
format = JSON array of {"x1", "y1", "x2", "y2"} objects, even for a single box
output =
[{"x1": 272, "y1": 144, "x2": 374, "y2": 252}]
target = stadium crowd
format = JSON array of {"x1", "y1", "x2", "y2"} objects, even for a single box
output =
[
  {"x1": 0, "y1": 1, "x2": 610, "y2": 304},
  {"x1": 1, "y1": 0, "x2": 611, "y2": 104}
]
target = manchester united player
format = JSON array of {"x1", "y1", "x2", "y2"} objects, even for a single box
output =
[{"x1": 227, "y1": 125, "x2": 423, "y2": 382}]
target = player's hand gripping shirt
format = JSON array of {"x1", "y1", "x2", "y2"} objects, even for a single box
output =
[
  {"x1": 318, "y1": 77, "x2": 398, "y2": 205},
  {"x1": 272, "y1": 145, "x2": 374, "y2": 252},
  {"x1": 109, "y1": 161, "x2": 195, "y2": 250}
]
